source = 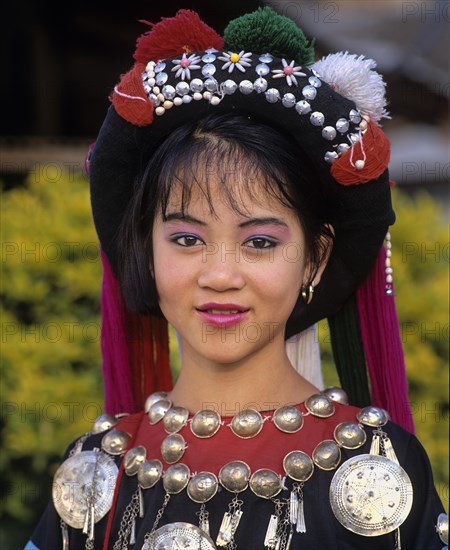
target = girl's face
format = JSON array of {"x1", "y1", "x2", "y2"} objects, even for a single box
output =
[{"x1": 152, "y1": 170, "x2": 316, "y2": 367}]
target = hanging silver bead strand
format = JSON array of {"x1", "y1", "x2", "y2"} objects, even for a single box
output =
[{"x1": 385, "y1": 230, "x2": 394, "y2": 295}]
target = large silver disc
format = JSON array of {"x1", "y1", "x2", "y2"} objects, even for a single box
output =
[
  {"x1": 330, "y1": 454, "x2": 413, "y2": 536},
  {"x1": 144, "y1": 522, "x2": 216, "y2": 549},
  {"x1": 52, "y1": 450, "x2": 118, "y2": 529}
]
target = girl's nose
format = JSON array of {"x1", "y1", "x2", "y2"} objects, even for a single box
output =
[{"x1": 197, "y1": 242, "x2": 246, "y2": 291}]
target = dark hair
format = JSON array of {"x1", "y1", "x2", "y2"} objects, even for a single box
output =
[{"x1": 118, "y1": 112, "x2": 333, "y2": 316}]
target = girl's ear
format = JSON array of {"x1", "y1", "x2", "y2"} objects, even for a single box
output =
[{"x1": 304, "y1": 224, "x2": 334, "y2": 288}]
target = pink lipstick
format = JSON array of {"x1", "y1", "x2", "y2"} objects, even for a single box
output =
[{"x1": 196, "y1": 303, "x2": 250, "y2": 328}]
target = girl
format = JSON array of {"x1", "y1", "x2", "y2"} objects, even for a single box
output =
[{"x1": 27, "y1": 7, "x2": 447, "y2": 550}]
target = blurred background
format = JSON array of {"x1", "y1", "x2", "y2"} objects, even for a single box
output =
[{"x1": 1, "y1": 0, "x2": 448, "y2": 547}]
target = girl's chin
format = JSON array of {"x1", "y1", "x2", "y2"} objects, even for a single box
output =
[
  {"x1": 175, "y1": 320, "x2": 285, "y2": 364},
  {"x1": 194, "y1": 348, "x2": 253, "y2": 366},
  {"x1": 187, "y1": 337, "x2": 271, "y2": 367}
]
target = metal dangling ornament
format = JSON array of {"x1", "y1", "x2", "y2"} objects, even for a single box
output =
[
  {"x1": 329, "y1": 453, "x2": 413, "y2": 537},
  {"x1": 216, "y1": 461, "x2": 249, "y2": 546},
  {"x1": 384, "y1": 230, "x2": 394, "y2": 295},
  {"x1": 52, "y1": 448, "x2": 118, "y2": 540},
  {"x1": 143, "y1": 522, "x2": 217, "y2": 550},
  {"x1": 301, "y1": 284, "x2": 314, "y2": 304},
  {"x1": 289, "y1": 482, "x2": 306, "y2": 534},
  {"x1": 330, "y1": 420, "x2": 413, "y2": 538}
]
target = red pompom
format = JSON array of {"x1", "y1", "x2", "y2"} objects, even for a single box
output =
[
  {"x1": 133, "y1": 9, "x2": 223, "y2": 63},
  {"x1": 111, "y1": 63, "x2": 154, "y2": 126},
  {"x1": 331, "y1": 121, "x2": 390, "y2": 186}
]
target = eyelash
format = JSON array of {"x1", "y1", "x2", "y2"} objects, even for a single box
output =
[
  {"x1": 244, "y1": 237, "x2": 278, "y2": 249},
  {"x1": 171, "y1": 234, "x2": 203, "y2": 247},
  {"x1": 170, "y1": 234, "x2": 278, "y2": 250}
]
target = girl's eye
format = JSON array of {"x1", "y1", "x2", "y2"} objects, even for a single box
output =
[
  {"x1": 245, "y1": 237, "x2": 277, "y2": 249},
  {"x1": 172, "y1": 234, "x2": 203, "y2": 247}
]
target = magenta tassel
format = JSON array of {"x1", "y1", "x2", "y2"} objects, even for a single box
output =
[
  {"x1": 100, "y1": 250, "x2": 135, "y2": 414},
  {"x1": 356, "y1": 246, "x2": 415, "y2": 433}
]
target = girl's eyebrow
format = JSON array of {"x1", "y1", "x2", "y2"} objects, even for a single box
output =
[
  {"x1": 164, "y1": 213, "x2": 288, "y2": 228},
  {"x1": 238, "y1": 217, "x2": 289, "y2": 228},
  {"x1": 163, "y1": 212, "x2": 207, "y2": 226}
]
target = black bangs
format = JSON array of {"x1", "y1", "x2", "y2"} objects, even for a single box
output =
[
  {"x1": 117, "y1": 112, "x2": 334, "y2": 315},
  {"x1": 153, "y1": 114, "x2": 308, "y2": 221}
]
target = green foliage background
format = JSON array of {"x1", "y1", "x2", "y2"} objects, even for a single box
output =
[{"x1": 1, "y1": 171, "x2": 448, "y2": 547}]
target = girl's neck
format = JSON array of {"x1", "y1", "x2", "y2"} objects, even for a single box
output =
[{"x1": 167, "y1": 341, "x2": 319, "y2": 413}]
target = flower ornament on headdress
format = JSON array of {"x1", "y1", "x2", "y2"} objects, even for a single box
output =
[
  {"x1": 272, "y1": 58, "x2": 306, "y2": 86},
  {"x1": 171, "y1": 53, "x2": 201, "y2": 80},
  {"x1": 218, "y1": 50, "x2": 253, "y2": 73}
]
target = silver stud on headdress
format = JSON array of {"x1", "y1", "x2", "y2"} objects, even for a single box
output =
[{"x1": 140, "y1": 51, "x2": 364, "y2": 173}]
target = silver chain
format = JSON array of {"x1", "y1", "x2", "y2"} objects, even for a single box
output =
[
  {"x1": 142, "y1": 493, "x2": 171, "y2": 547},
  {"x1": 84, "y1": 449, "x2": 101, "y2": 550},
  {"x1": 272, "y1": 497, "x2": 292, "y2": 550},
  {"x1": 112, "y1": 489, "x2": 141, "y2": 550},
  {"x1": 69, "y1": 433, "x2": 90, "y2": 457},
  {"x1": 228, "y1": 495, "x2": 243, "y2": 550}
]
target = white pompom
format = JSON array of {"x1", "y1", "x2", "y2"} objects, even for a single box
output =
[{"x1": 312, "y1": 52, "x2": 390, "y2": 123}]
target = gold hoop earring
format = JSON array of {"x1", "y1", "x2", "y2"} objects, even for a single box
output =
[{"x1": 301, "y1": 284, "x2": 314, "y2": 305}]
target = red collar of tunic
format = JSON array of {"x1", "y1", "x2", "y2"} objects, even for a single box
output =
[{"x1": 114, "y1": 401, "x2": 362, "y2": 475}]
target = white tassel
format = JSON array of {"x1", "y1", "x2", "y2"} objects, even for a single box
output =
[
  {"x1": 285, "y1": 324, "x2": 324, "y2": 389},
  {"x1": 175, "y1": 328, "x2": 183, "y2": 361},
  {"x1": 312, "y1": 52, "x2": 390, "y2": 123}
]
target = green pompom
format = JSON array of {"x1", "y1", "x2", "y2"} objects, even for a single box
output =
[{"x1": 223, "y1": 7, "x2": 315, "y2": 66}]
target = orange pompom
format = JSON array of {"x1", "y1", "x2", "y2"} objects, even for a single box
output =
[
  {"x1": 111, "y1": 63, "x2": 154, "y2": 127},
  {"x1": 331, "y1": 121, "x2": 390, "y2": 186}
]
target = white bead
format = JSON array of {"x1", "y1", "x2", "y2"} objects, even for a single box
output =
[
  {"x1": 148, "y1": 78, "x2": 156, "y2": 87},
  {"x1": 163, "y1": 100, "x2": 173, "y2": 109},
  {"x1": 193, "y1": 92, "x2": 203, "y2": 101},
  {"x1": 203, "y1": 91, "x2": 212, "y2": 100},
  {"x1": 385, "y1": 258, "x2": 391, "y2": 267},
  {"x1": 355, "y1": 160, "x2": 365, "y2": 170},
  {"x1": 182, "y1": 95, "x2": 193, "y2": 104},
  {"x1": 146, "y1": 61, "x2": 155, "y2": 71},
  {"x1": 153, "y1": 86, "x2": 160, "y2": 95},
  {"x1": 157, "y1": 93, "x2": 164, "y2": 103},
  {"x1": 386, "y1": 241, "x2": 392, "y2": 249},
  {"x1": 386, "y1": 274, "x2": 393, "y2": 283},
  {"x1": 386, "y1": 232, "x2": 391, "y2": 240},
  {"x1": 210, "y1": 96, "x2": 221, "y2": 106},
  {"x1": 386, "y1": 249, "x2": 392, "y2": 257},
  {"x1": 155, "y1": 106, "x2": 165, "y2": 116},
  {"x1": 385, "y1": 267, "x2": 393, "y2": 274},
  {"x1": 173, "y1": 97, "x2": 183, "y2": 106}
]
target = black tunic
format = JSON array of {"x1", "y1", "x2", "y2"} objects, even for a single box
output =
[{"x1": 27, "y1": 414, "x2": 445, "y2": 550}]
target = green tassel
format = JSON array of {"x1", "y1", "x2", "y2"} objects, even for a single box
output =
[
  {"x1": 223, "y1": 7, "x2": 315, "y2": 66},
  {"x1": 328, "y1": 294, "x2": 371, "y2": 407}
]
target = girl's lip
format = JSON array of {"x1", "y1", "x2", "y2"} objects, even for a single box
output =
[
  {"x1": 197, "y1": 302, "x2": 249, "y2": 312},
  {"x1": 196, "y1": 303, "x2": 250, "y2": 328},
  {"x1": 196, "y1": 309, "x2": 249, "y2": 328}
]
